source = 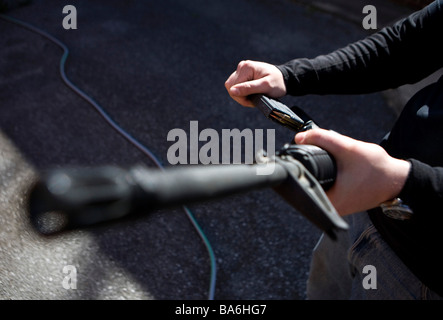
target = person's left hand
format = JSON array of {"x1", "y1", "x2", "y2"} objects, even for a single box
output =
[{"x1": 295, "y1": 129, "x2": 411, "y2": 216}]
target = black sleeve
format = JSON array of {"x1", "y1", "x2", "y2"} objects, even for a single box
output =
[
  {"x1": 277, "y1": 0, "x2": 443, "y2": 96},
  {"x1": 398, "y1": 159, "x2": 443, "y2": 222},
  {"x1": 368, "y1": 157, "x2": 443, "y2": 295}
]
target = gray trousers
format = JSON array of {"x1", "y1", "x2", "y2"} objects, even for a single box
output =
[{"x1": 306, "y1": 212, "x2": 443, "y2": 300}]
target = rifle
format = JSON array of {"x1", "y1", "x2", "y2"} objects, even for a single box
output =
[{"x1": 28, "y1": 95, "x2": 348, "y2": 239}]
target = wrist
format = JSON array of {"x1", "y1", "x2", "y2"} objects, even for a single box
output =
[{"x1": 381, "y1": 158, "x2": 411, "y2": 204}]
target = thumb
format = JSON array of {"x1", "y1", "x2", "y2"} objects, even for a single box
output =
[
  {"x1": 295, "y1": 128, "x2": 349, "y2": 155},
  {"x1": 230, "y1": 78, "x2": 270, "y2": 97}
]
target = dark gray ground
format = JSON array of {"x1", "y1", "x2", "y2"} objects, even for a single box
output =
[{"x1": 0, "y1": 0, "x2": 415, "y2": 300}]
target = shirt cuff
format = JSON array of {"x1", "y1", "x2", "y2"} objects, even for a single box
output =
[{"x1": 397, "y1": 158, "x2": 442, "y2": 218}]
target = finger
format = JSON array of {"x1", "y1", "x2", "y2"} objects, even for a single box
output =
[
  {"x1": 230, "y1": 78, "x2": 270, "y2": 98},
  {"x1": 225, "y1": 62, "x2": 254, "y2": 89},
  {"x1": 232, "y1": 96, "x2": 255, "y2": 108},
  {"x1": 224, "y1": 70, "x2": 243, "y2": 91},
  {"x1": 295, "y1": 129, "x2": 353, "y2": 155},
  {"x1": 225, "y1": 90, "x2": 255, "y2": 107}
]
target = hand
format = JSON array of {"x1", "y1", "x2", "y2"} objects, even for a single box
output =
[
  {"x1": 225, "y1": 60, "x2": 287, "y2": 107},
  {"x1": 295, "y1": 129, "x2": 411, "y2": 216}
]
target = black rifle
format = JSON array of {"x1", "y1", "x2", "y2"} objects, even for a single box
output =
[{"x1": 28, "y1": 95, "x2": 348, "y2": 239}]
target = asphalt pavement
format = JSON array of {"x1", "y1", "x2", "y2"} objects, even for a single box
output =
[{"x1": 0, "y1": 0, "x2": 416, "y2": 300}]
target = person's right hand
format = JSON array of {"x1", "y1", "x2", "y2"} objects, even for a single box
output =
[{"x1": 225, "y1": 60, "x2": 287, "y2": 107}]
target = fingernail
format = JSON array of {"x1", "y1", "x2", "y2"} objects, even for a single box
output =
[
  {"x1": 295, "y1": 132, "x2": 306, "y2": 144},
  {"x1": 230, "y1": 87, "x2": 239, "y2": 95}
]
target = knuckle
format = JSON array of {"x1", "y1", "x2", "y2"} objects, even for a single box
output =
[
  {"x1": 306, "y1": 128, "x2": 324, "y2": 143},
  {"x1": 238, "y1": 59, "x2": 251, "y2": 69},
  {"x1": 261, "y1": 77, "x2": 271, "y2": 88}
]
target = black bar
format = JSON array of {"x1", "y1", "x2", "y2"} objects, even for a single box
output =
[{"x1": 130, "y1": 162, "x2": 288, "y2": 209}]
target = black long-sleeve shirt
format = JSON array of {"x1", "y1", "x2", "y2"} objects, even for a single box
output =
[{"x1": 277, "y1": 0, "x2": 443, "y2": 297}]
